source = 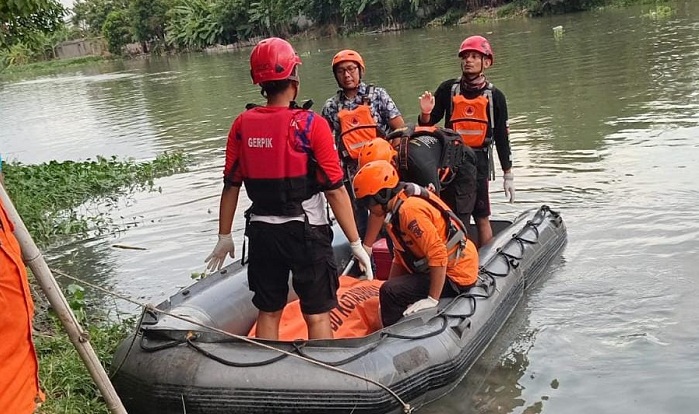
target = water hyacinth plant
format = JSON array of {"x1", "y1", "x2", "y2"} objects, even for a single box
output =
[{"x1": 2, "y1": 152, "x2": 187, "y2": 247}]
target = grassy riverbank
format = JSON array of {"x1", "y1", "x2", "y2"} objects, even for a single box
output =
[
  {"x1": 2, "y1": 152, "x2": 187, "y2": 413},
  {"x1": 32, "y1": 286, "x2": 136, "y2": 414},
  {"x1": 0, "y1": 56, "x2": 118, "y2": 81}
]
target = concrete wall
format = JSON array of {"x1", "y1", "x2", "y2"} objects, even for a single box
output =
[{"x1": 55, "y1": 39, "x2": 105, "y2": 59}]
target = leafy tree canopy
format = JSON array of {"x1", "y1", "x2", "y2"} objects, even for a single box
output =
[{"x1": 1, "y1": 0, "x2": 67, "y2": 48}]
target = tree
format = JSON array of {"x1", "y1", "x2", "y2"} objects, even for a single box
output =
[
  {"x1": 71, "y1": 0, "x2": 130, "y2": 37},
  {"x1": 101, "y1": 9, "x2": 131, "y2": 54},
  {"x1": 165, "y1": 0, "x2": 222, "y2": 50},
  {"x1": 1, "y1": 0, "x2": 66, "y2": 50},
  {"x1": 215, "y1": 0, "x2": 252, "y2": 44},
  {"x1": 129, "y1": 0, "x2": 170, "y2": 53}
]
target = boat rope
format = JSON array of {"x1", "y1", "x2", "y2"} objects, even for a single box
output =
[
  {"x1": 51, "y1": 204, "x2": 559, "y2": 414},
  {"x1": 284, "y1": 205, "x2": 555, "y2": 371},
  {"x1": 185, "y1": 337, "x2": 288, "y2": 367},
  {"x1": 50, "y1": 268, "x2": 415, "y2": 414},
  {"x1": 478, "y1": 205, "x2": 550, "y2": 281},
  {"x1": 291, "y1": 337, "x2": 385, "y2": 366},
  {"x1": 235, "y1": 205, "x2": 554, "y2": 371}
]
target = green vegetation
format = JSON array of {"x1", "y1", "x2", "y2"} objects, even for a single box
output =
[
  {"x1": 0, "y1": 0, "x2": 70, "y2": 67},
  {"x1": 0, "y1": 55, "x2": 111, "y2": 76},
  {"x1": 191, "y1": 271, "x2": 207, "y2": 280},
  {"x1": 1, "y1": 0, "x2": 672, "y2": 70},
  {"x1": 2, "y1": 152, "x2": 187, "y2": 247},
  {"x1": 101, "y1": 9, "x2": 132, "y2": 54},
  {"x1": 32, "y1": 278, "x2": 136, "y2": 414},
  {"x1": 2, "y1": 152, "x2": 188, "y2": 413},
  {"x1": 640, "y1": 4, "x2": 674, "y2": 18}
]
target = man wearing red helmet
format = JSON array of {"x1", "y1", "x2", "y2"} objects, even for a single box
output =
[
  {"x1": 205, "y1": 38, "x2": 372, "y2": 340},
  {"x1": 321, "y1": 49, "x2": 405, "y2": 243},
  {"x1": 418, "y1": 35, "x2": 514, "y2": 247}
]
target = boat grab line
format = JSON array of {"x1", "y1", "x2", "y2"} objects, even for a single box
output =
[
  {"x1": 50, "y1": 267, "x2": 414, "y2": 414},
  {"x1": 49, "y1": 205, "x2": 559, "y2": 414}
]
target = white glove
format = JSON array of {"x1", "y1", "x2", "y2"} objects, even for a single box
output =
[
  {"x1": 503, "y1": 171, "x2": 515, "y2": 203},
  {"x1": 418, "y1": 91, "x2": 435, "y2": 115},
  {"x1": 403, "y1": 296, "x2": 439, "y2": 316},
  {"x1": 363, "y1": 244, "x2": 373, "y2": 257},
  {"x1": 350, "y1": 239, "x2": 374, "y2": 281},
  {"x1": 205, "y1": 233, "x2": 235, "y2": 272}
]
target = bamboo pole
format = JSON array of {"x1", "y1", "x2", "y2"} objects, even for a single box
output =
[{"x1": 0, "y1": 184, "x2": 128, "y2": 414}]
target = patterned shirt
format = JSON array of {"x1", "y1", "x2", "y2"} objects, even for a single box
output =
[{"x1": 321, "y1": 82, "x2": 402, "y2": 139}]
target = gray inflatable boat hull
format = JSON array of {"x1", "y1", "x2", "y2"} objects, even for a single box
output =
[{"x1": 111, "y1": 205, "x2": 566, "y2": 413}]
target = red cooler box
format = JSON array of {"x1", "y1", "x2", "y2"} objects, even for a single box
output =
[{"x1": 372, "y1": 238, "x2": 392, "y2": 280}]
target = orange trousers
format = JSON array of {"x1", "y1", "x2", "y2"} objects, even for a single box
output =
[{"x1": 0, "y1": 200, "x2": 43, "y2": 413}]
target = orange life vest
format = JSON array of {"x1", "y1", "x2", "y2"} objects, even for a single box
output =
[
  {"x1": 448, "y1": 82, "x2": 494, "y2": 148},
  {"x1": 386, "y1": 185, "x2": 477, "y2": 287},
  {"x1": 337, "y1": 85, "x2": 380, "y2": 160}
]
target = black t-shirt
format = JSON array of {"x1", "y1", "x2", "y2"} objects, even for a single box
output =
[{"x1": 403, "y1": 135, "x2": 443, "y2": 192}]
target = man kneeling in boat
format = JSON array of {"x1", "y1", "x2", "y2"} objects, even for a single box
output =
[{"x1": 352, "y1": 160, "x2": 479, "y2": 326}]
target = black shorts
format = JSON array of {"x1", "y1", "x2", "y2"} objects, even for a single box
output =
[
  {"x1": 440, "y1": 158, "x2": 477, "y2": 226},
  {"x1": 246, "y1": 221, "x2": 339, "y2": 315},
  {"x1": 472, "y1": 150, "x2": 491, "y2": 219}
]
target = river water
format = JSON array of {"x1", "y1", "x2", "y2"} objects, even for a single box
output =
[{"x1": 2, "y1": 2, "x2": 698, "y2": 413}]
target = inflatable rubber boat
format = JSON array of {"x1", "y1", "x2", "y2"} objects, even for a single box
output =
[{"x1": 111, "y1": 205, "x2": 566, "y2": 414}]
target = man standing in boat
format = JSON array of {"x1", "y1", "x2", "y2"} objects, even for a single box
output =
[
  {"x1": 322, "y1": 49, "x2": 405, "y2": 245},
  {"x1": 205, "y1": 37, "x2": 372, "y2": 340},
  {"x1": 352, "y1": 160, "x2": 478, "y2": 327},
  {"x1": 418, "y1": 35, "x2": 514, "y2": 246}
]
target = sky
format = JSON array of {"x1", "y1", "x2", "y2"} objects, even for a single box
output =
[{"x1": 59, "y1": 0, "x2": 74, "y2": 10}]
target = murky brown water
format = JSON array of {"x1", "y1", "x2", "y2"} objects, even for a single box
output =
[{"x1": 2, "y1": 2, "x2": 699, "y2": 412}]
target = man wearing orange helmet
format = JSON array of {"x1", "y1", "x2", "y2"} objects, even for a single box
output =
[
  {"x1": 352, "y1": 160, "x2": 478, "y2": 327},
  {"x1": 205, "y1": 38, "x2": 372, "y2": 340},
  {"x1": 418, "y1": 35, "x2": 514, "y2": 247},
  {"x1": 322, "y1": 49, "x2": 405, "y2": 241}
]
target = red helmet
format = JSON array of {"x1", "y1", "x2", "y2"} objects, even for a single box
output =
[
  {"x1": 250, "y1": 37, "x2": 302, "y2": 85},
  {"x1": 331, "y1": 49, "x2": 366, "y2": 72},
  {"x1": 458, "y1": 35, "x2": 493, "y2": 63}
]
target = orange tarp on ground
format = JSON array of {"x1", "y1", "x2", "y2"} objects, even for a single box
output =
[{"x1": 250, "y1": 276, "x2": 384, "y2": 340}]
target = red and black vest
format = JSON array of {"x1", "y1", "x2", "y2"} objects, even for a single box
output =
[{"x1": 238, "y1": 106, "x2": 319, "y2": 216}]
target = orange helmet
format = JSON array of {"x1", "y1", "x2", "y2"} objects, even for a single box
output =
[
  {"x1": 331, "y1": 49, "x2": 365, "y2": 72},
  {"x1": 353, "y1": 160, "x2": 399, "y2": 203},
  {"x1": 358, "y1": 138, "x2": 397, "y2": 168}
]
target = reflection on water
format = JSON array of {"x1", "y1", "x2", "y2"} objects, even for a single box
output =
[{"x1": 2, "y1": 1, "x2": 699, "y2": 412}]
